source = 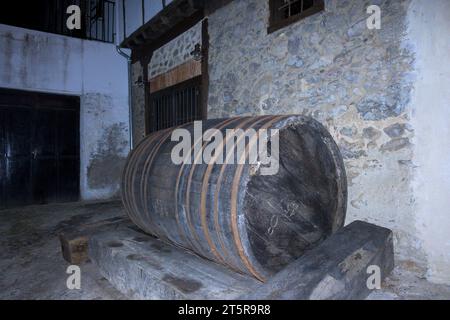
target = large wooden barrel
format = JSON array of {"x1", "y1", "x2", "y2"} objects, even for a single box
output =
[{"x1": 121, "y1": 115, "x2": 347, "y2": 281}]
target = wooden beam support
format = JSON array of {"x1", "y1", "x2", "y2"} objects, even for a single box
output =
[
  {"x1": 149, "y1": 59, "x2": 202, "y2": 93},
  {"x1": 59, "y1": 216, "x2": 129, "y2": 265},
  {"x1": 141, "y1": 52, "x2": 154, "y2": 135},
  {"x1": 201, "y1": 18, "x2": 209, "y2": 120}
]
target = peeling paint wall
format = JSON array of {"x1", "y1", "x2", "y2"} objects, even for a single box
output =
[
  {"x1": 0, "y1": 24, "x2": 129, "y2": 201},
  {"x1": 206, "y1": 0, "x2": 449, "y2": 281},
  {"x1": 86, "y1": 122, "x2": 128, "y2": 190}
]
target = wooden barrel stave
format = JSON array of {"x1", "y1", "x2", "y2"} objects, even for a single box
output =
[{"x1": 121, "y1": 115, "x2": 347, "y2": 281}]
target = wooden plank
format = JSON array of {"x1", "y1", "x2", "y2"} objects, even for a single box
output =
[
  {"x1": 242, "y1": 221, "x2": 395, "y2": 300},
  {"x1": 88, "y1": 223, "x2": 259, "y2": 300},
  {"x1": 88, "y1": 220, "x2": 394, "y2": 299},
  {"x1": 142, "y1": 52, "x2": 153, "y2": 136},
  {"x1": 59, "y1": 234, "x2": 89, "y2": 265},
  {"x1": 200, "y1": 18, "x2": 209, "y2": 120},
  {"x1": 149, "y1": 59, "x2": 202, "y2": 93}
]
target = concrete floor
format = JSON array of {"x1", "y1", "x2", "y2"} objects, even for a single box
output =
[{"x1": 0, "y1": 200, "x2": 449, "y2": 300}]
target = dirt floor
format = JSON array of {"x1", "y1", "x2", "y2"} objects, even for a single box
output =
[
  {"x1": 0, "y1": 200, "x2": 126, "y2": 299},
  {"x1": 0, "y1": 200, "x2": 449, "y2": 300}
]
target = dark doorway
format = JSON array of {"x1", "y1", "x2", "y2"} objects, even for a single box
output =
[{"x1": 0, "y1": 88, "x2": 80, "y2": 209}]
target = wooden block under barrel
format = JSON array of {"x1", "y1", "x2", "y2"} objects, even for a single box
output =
[
  {"x1": 88, "y1": 219, "x2": 394, "y2": 300},
  {"x1": 58, "y1": 216, "x2": 129, "y2": 264},
  {"x1": 88, "y1": 223, "x2": 260, "y2": 299},
  {"x1": 242, "y1": 220, "x2": 394, "y2": 300},
  {"x1": 59, "y1": 233, "x2": 90, "y2": 264},
  {"x1": 121, "y1": 115, "x2": 348, "y2": 281}
]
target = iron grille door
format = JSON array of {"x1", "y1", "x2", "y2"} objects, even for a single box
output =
[{"x1": 149, "y1": 77, "x2": 202, "y2": 133}]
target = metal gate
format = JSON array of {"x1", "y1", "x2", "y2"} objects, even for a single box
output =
[{"x1": 149, "y1": 76, "x2": 202, "y2": 133}]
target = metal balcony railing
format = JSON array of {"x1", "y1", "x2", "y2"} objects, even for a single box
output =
[
  {"x1": 48, "y1": 0, "x2": 116, "y2": 43},
  {"x1": 86, "y1": 0, "x2": 116, "y2": 43},
  {"x1": 0, "y1": 0, "x2": 116, "y2": 44}
]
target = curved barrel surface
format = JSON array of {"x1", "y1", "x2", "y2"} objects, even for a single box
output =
[{"x1": 121, "y1": 115, "x2": 347, "y2": 281}]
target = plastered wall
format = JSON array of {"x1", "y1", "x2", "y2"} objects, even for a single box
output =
[{"x1": 0, "y1": 24, "x2": 130, "y2": 200}]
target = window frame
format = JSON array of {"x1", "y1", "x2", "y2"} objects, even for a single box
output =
[
  {"x1": 268, "y1": 0, "x2": 325, "y2": 34},
  {"x1": 148, "y1": 76, "x2": 203, "y2": 133}
]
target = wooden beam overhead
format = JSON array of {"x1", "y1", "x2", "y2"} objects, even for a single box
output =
[
  {"x1": 121, "y1": 0, "x2": 236, "y2": 65},
  {"x1": 149, "y1": 59, "x2": 202, "y2": 93},
  {"x1": 120, "y1": 0, "x2": 206, "y2": 50},
  {"x1": 131, "y1": 10, "x2": 204, "y2": 64},
  {"x1": 160, "y1": 15, "x2": 171, "y2": 26}
]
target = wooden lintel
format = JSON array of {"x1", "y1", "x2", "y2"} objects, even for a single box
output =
[{"x1": 149, "y1": 59, "x2": 202, "y2": 93}]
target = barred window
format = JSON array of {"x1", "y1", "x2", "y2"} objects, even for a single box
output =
[{"x1": 268, "y1": 0, "x2": 324, "y2": 33}]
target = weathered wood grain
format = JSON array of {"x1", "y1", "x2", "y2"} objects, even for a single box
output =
[
  {"x1": 88, "y1": 224, "x2": 259, "y2": 300},
  {"x1": 58, "y1": 216, "x2": 129, "y2": 264},
  {"x1": 121, "y1": 115, "x2": 347, "y2": 281},
  {"x1": 149, "y1": 59, "x2": 202, "y2": 92},
  {"x1": 242, "y1": 221, "x2": 394, "y2": 300},
  {"x1": 88, "y1": 220, "x2": 393, "y2": 300}
]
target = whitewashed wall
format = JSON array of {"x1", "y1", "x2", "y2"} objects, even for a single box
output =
[
  {"x1": 0, "y1": 24, "x2": 130, "y2": 200},
  {"x1": 408, "y1": 0, "x2": 450, "y2": 284}
]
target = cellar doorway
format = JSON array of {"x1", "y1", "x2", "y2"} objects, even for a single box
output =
[{"x1": 0, "y1": 88, "x2": 80, "y2": 209}]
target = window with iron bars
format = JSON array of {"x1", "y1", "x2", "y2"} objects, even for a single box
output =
[
  {"x1": 268, "y1": 0, "x2": 324, "y2": 34},
  {"x1": 149, "y1": 77, "x2": 202, "y2": 133},
  {"x1": 86, "y1": 0, "x2": 116, "y2": 43},
  {"x1": 0, "y1": 0, "x2": 116, "y2": 43}
]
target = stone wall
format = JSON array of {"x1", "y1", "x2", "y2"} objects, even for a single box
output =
[
  {"x1": 148, "y1": 21, "x2": 202, "y2": 78},
  {"x1": 207, "y1": 0, "x2": 426, "y2": 275}
]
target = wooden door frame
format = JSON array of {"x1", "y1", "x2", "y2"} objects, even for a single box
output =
[
  {"x1": 139, "y1": 18, "x2": 209, "y2": 136},
  {"x1": 148, "y1": 76, "x2": 202, "y2": 133}
]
